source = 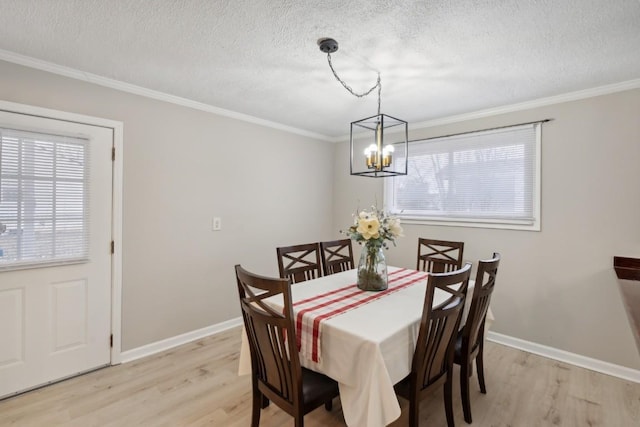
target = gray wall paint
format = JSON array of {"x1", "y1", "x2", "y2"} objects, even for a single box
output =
[
  {"x1": 1, "y1": 59, "x2": 639, "y2": 370},
  {"x1": 0, "y1": 60, "x2": 335, "y2": 351},
  {"x1": 333, "y1": 89, "x2": 640, "y2": 369}
]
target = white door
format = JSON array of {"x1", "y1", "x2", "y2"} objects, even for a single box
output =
[{"x1": 0, "y1": 110, "x2": 113, "y2": 398}]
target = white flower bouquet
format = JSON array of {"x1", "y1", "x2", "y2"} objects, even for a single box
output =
[
  {"x1": 343, "y1": 206, "x2": 403, "y2": 291},
  {"x1": 343, "y1": 206, "x2": 404, "y2": 250}
]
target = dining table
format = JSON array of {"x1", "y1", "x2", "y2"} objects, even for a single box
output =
[{"x1": 237, "y1": 266, "x2": 494, "y2": 427}]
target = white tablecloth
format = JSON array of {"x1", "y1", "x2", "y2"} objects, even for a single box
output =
[{"x1": 238, "y1": 266, "x2": 494, "y2": 427}]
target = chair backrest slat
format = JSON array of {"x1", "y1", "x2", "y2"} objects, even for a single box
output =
[
  {"x1": 277, "y1": 243, "x2": 322, "y2": 283},
  {"x1": 417, "y1": 238, "x2": 465, "y2": 273},
  {"x1": 320, "y1": 239, "x2": 354, "y2": 276}
]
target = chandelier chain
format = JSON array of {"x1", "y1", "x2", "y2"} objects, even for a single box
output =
[{"x1": 327, "y1": 53, "x2": 381, "y2": 116}]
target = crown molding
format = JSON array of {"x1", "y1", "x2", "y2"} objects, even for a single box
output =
[
  {"x1": 410, "y1": 79, "x2": 640, "y2": 130},
  {"x1": 2, "y1": 48, "x2": 638, "y2": 145},
  {"x1": 0, "y1": 49, "x2": 333, "y2": 142},
  {"x1": 340, "y1": 78, "x2": 640, "y2": 143}
]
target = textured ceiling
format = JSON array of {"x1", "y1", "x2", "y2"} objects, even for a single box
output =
[{"x1": 0, "y1": 0, "x2": 639, "y2": 139}]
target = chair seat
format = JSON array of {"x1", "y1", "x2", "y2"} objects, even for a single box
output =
[
  {"x1": 394, "y1": 375, "x2": 410, "y2": 398},
  {"x1": 301, "y1": 368, "x2": 339, "y2": 408},
  {"x1": 453, "y1": 330, "x2": 480, "y2": 362},
  {"x1": 394, "y1": 372, "x2": 447, "y2": 400},
  {"x1": 394, "y1": 375, "x2": 427, "y2": 400}
]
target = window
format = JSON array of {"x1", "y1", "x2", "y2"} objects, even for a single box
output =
[
  {"x1": 385, "y1": 122, "x2": 541, "y2": 230},
  {"x1": 0, "y1": 127, "x2": 90, "y2": 270}
]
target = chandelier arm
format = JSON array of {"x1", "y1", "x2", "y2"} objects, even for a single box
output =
[
  {"x1": 377, "y1": 76, "x2": 381, "y2": 116},
  {"x1": 327, "y1": 53, "x2": 381, "y2": 114}
]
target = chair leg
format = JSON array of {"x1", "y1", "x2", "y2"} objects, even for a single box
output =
[
  {"x1": 477, "y1": 343, "x2": 487, "y2": 394},
  {"x1": 251, "y1": 390, "x2": 262, "y2": 427},
  {"x1": 460, "y1": 358, "x2": 473, "y2": 424},
  {"x1": 324, "y1": 399, "x2": 333, "y2": 411},
  {"x1": 408, "y1": 388, "x2": 419, "y2": 427},
  {"x1": 444, "y1": 371, "x2": 455, "y2": 427},
  {"x1": 261, "y1": 394, "x2": 270, "y2": 408},
  {"x1": 294, "y1": 413, "x2": 304, "y2": 427}
]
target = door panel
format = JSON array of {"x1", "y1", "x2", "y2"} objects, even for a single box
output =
[
  {"x1": 51, "y1": 279, "x2": 87, "y2": 352},
  {"x1": 0, "y1": 110, "x2": 113, "y2": 398},
  {"x1": 0, "y1": 287, "x2": 24, "y2": 367}
]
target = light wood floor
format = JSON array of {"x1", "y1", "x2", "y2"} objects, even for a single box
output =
[{"x1": 1, "y1": 327, "x2": 639, "y2": 426}]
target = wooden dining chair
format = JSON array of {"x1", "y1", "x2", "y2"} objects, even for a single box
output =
[
  {"x1": 276, "y1": 242, "x2": 323, "y2": 284},
  {"x1": 320, "y1": 239, "x2": 354, "y2": 276},
  {"x1": 417, "y1": 238, "x2": 465, "y2": 273},
  {"x1": 454, "y1": 253, "x2": 501, "y2": 424},
  {"x1": 235, "y1": 265, "x2": 339, "y2": 427},
  {"x1": 395, "y1": 263, "x2": 472, "y2": 427}
]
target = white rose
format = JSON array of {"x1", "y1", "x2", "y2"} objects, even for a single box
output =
[
  {"x1": 357, "y1": 217, "x2": 380, "y2": 240},
  {"x1": 358, "y1": 210, "x2": 372, "y2": 220},
  {"x1": 387, "y1": 217, "x2": 404, "y2": 237}
]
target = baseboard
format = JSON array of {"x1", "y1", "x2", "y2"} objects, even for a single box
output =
[
  {"x1": 487, "y1": 331, "x2": 640, "y2": 384},
  {"x1": 118, "y1": 320, "x2": 640, "y2": 383},
  {"x1": 119, "y1": 317, "x2": 243, "y2": 363}
]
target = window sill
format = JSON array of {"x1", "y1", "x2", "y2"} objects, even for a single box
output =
[{"x1": 398, "y1": 216, "x2": 540, "y2": 231}]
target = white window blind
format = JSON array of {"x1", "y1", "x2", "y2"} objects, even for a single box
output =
[
  {"x1": 385, "y1": 123, "x2": 540, "y2": 230},
  {"x1": 0, "y1": 127, "x2": 90, "y2": 270}
]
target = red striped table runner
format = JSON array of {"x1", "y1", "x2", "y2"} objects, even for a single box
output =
[{"x1": 293, "y1": 268, "x2": 428, "y2": 363}]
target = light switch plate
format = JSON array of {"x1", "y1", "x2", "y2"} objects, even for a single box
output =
[{"x1": 212, "y1": 217, "x2": 222, "y2": 231}]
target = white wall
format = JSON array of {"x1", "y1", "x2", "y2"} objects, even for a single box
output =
[
  {"x1": 333, "y1": 89, "x2": 640, "y2": 370},
  {"x1": 0, "y1": 60, "x2": 335, "y2": 351}
]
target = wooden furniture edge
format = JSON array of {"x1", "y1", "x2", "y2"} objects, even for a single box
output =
[{"x1": 614, "y1": 256, "x2": 640, "y2": 281}]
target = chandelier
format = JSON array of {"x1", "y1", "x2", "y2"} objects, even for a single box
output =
[{"x1": 318, "y1": 38, "x2": 408, "y2": 178}]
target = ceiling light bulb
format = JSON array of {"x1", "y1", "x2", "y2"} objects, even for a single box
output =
[{"x1": 364, "y1": 144, "x2": 377, "y2": 155}]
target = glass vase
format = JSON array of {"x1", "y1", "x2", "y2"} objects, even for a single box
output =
[{"x1": 357, "y1": 243, "x2": 388, "y2": 291}]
